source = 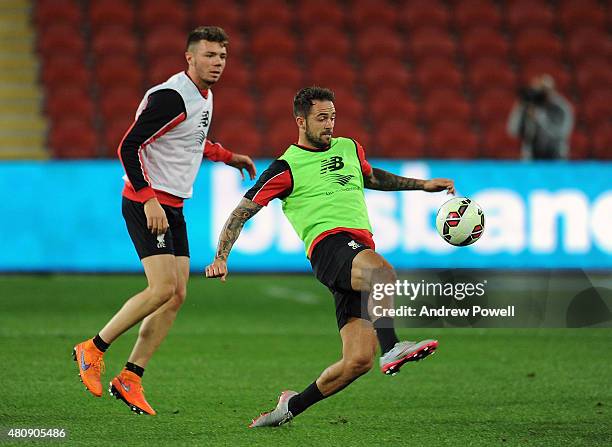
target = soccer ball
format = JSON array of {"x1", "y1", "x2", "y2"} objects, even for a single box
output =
[{"x1": 436, "y1": 197, "x2": 485, "y2": 246}]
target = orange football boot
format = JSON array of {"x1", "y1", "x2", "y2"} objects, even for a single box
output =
[
  {"x1": 72, "y1": 339, "x2": 105, "y2": 397},
  {"x1": 109, "y1": 370, "x2": 156, "y2": 415}
]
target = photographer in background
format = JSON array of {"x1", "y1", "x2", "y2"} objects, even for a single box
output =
[{"x1": 507, "y1": 74, "x2": 574, "y2": 160}]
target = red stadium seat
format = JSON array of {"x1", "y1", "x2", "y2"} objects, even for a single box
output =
[
  {"x1": 50, "y1": 118, "x2": 98, "y2": 158},
  {"x1": 520, "y1": 59, "x2": 572, "y2": 94},
  {"x1": 89, "y1": 0, "x2": 135, "y2": 31},
  {"x1": 398, "y1": 0, "x2": 450, "y2": 32},
  {"x1": 481, "y1": 126, "x2": 520, "y2": 159},
  {"x1": 303, "y1": 28, "x2": 351, "y2": 60},
  {"x1": 333, "y1": 89, "x2": 366, "y2": 122},
  {"x1": 211, "y1": 119, "x2": 264, "y2": 157},
  {"x1": 593, "y1": 123, "x2": 612, "y2": 159},
  {"x1": 567, "y1": 29, "x2": 612, "y2": 64},
  {"x1": 409, "y1": 28, "x2": 456, "y2": 62},
  {"x1": 144, "y1": 27, "x2": 186, "y2": 59},
  {"x1": 224, "y1": 32, "x2": 246, "y2": 58},
  {"x1": 99, "y1": 87, "x2": 142, "y2": 124},
  {"x1": 454, "y1": 0, "x2": 502, "y2": 31},
  {"x1": 217, "y1": 62, "x2": 250, "y2": 89},
  {"x1": 140, "y1": 0, "x2": 188, "y2": 29},
  {"x1": 44, "y1": 84, "x2": 89, "y2": 103},
  {"x1": 103, "y1": 116, "x2": 133, "y2": 156},
  {"x1": 468, "y1": 60, "x2": 517, "y2": 92},
  {"x1": 255, "y1": 58, "x2": 303, "y2": 91},
  {"x1": 350, "y1": 0, "x2": 398, "y2": 29},
  {"x1": 41, "y1": 56, "x2": 91, "y2": 88},
  {"x1": 35, "y1": 0, "x2": 82, "y2": 29},
  {"x1": 461, "y1": 28, "x2": 509, "y2": 64},
  {"x1": 370, "y1": 89, "x2": 418, "y2": 127},
  {"x1": 192, "y1": 1, "x2": 242, "y2": 31},
  {"x1": 421, "y1": 87, "x2": 467, "y2": 105},
  {"x1": 46, "y1": 90, "x2": 96, "y2": 122},
  {"x1": 96, "y1": 56, "x2": 144, "y2": 90},
  {"x1": 296, "y1": 0, "x2": 345, "y2": 29},
  {"x1": 260, "y1": 87, "x2": 297, "y2": 122},
  {"x1": 415, "y1": 60, "x2": 463, "y2": 94},
  {"x1": 363, "y1": 59, "x2": 411, "y2": 93},
  {"x1": 377, "y1": 120, "x2": 426, "y2": 159},
  {"x1": 504, "y1": 0, "x2": 550, "y2": 8},
  {"x1": 38, "y1": 25, "x2": 86, "y2": 57},
  {"x1": 212, "y1": 87, "x2": 258, "y2": 124},
  {"x1": 506, "y1": 1, "x2": 554, "y2": 31},
  {"x1": 429, "y1": 122, "x2": 480, "y2": 158},
  {"x1": 333, "y1": 116, "x2": 371, "y2": 151},
  {"x1": 559, "y1": 3, "x2": 606, "y2": 32},
  {"x1": 244, "y1": 0, "x2": 293, "y2": 28},
  {"x1": 423, "y1": 93, "x2": 472, "y2": 127},
  {"x1": 576, "y1": 62, "x2": 612, "y2": 97},
  {"x1": 355, "y1": 29, "x2": 404, "y2": 60},
  {"x1": 92, "y1": 28, "x2": 138, "y2": 59},
  {"x1": 569, "y1": 129, "x2": 591, "y2": 160},
  {"x1": 310, "y1": 58, "x2": 357, "y2": 91},
  {"x1": 251, "y1": 29, "x2": 298, "y2": 59},
  {"x1": 261, "y1": 118, "x2": 298, "y2": 156},
  {"x1": 474, "y1": 89, "x2": 515, "y2": 127},
  {"x1": 147, "y1": 54, "x2": 186, "y2": 85},
  {"x1": 582, "y1": 90, "x2": 612, "y2": 128},
  {"x1": 514, "y1": 30, "x2": 563, "y2": 63}
]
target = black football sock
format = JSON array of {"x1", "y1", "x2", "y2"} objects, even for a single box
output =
[
  {"x1": 92, "y1": 334, "x2": 110, "y2": 352},
  {"x1": 287, "y1": 381, "x2": 325, "y2": 417},
  {"x1": 374, "y1": 317, "x2": 399, "y2": 354},
  {"x1": 125, "y1": 362, "x2": 145, "y2": 378}
]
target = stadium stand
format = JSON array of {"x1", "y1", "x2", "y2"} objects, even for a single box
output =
[
  {"x1": 28, "y1": 0, "x2": 612, "y2": 159},
  {"x1": 0, "y1": 0, "x2": 46, "y2": 158}
]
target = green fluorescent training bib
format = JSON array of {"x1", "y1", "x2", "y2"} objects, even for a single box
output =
[{"x1": 279, "y1": 137, "x2": 372, "y2": 254}]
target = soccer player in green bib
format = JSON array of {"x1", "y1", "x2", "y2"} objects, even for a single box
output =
[{"x1": 205, "y1": 87, "x2": 455, "y2": 427}]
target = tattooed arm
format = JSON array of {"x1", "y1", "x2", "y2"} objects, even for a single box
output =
[
  {"x1": 364, "y1": 168, "x2": 425, "y2": 191},
  {"x1": 204, "y1": 197, "x2": 262, "y2": 281},
  {"x1": 364, "y1": 168, "x2": 456, "y2": 194}
]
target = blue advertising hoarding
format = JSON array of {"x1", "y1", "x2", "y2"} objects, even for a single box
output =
[{"x1": 1, "y1": 160, "x2": 611, "y2": 271}]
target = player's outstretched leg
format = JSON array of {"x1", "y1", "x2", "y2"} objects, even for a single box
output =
[
  {"x1": 249, "y1": 317, "x2": 377, "y2": 427},
  {"x1": 109, "y1": 257, "x2": 189, "y2": 415},
  {"x1": 351, "y1": 249, "x2": 438, "y2": 375},
  {"x1": 72, "y1": 255, "x2": 177, "y2": 399}
]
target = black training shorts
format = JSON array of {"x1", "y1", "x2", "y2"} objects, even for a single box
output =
[
  {"x1": 309, "y1": 232, "x2": 371, "y2": 330},
  {"x1": 122, "y1": 197, "x2": 190, "y2": 259}
]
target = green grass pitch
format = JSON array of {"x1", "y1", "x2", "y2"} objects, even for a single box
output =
[{"x1": 1, "y1": 274, "x2": 611, "y2": 446}]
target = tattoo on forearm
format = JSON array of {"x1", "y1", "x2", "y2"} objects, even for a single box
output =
[
  {"x1": 364, "y1": 168, "x2": 425, "y2": 191},
  {"x1": 215, "y1": 198, "x2": 262, "y2": 260}
]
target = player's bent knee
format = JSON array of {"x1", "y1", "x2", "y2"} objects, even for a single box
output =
[
  {"x1": 167, "y1": 288, "x2": 187, "y2": 311},
  {"x1": 149, "y1": 280, "x2": 177, "y2": 307},
  {"x1": 344, "y1": 355, "x2": 374, "y2": 378}
]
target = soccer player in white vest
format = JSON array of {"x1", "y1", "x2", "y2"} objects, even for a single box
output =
[{"x1": 72, "y1": 26, "x2": 256, "y2": 415}]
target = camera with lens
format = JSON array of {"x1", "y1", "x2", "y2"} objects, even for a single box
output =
[{"x1": 518, "y1": 86, "x2": 548, "y2": 105}]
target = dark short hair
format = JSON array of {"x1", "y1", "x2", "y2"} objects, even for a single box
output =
[
  {"x1": 293, "y1": 86, "x2": 335, "y2": 117},
  {"x1": 187, "y1": 26, "x2": 229, "y2": 50}
]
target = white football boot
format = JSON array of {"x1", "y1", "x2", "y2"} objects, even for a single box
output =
[
  {"x1": 380, "y1": 339, "x2": 438, "y2": 376},
  {"x1": 249, "y1": 390, "x2": 298, "y2": 428}
]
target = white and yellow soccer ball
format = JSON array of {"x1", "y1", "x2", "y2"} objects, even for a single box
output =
[{"x1": 436, "y1": 197, "x2": 485, "y2": 246}]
